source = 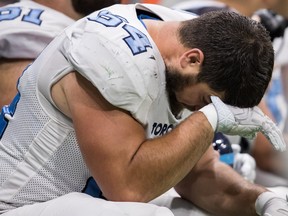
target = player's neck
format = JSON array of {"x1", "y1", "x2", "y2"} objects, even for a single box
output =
[{"x1": 143, "y1": 20, "x2": 182, "y2": 62}]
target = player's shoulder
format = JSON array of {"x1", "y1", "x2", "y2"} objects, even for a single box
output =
[
  {"x1": 0, "y1": 1, "x2": 74, "y2": 28},
  {"x1": 0, "y1": 0, "x2": 75, "y2": 58},
  {"x1": 85, "y1": 3, "x2": 197, "y2": 22},
  {"x1": 60, "y1": 5, "x2": 165, "y2": 124}
]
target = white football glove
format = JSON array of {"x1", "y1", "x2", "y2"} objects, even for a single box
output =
[
  {"x1": 210, "y1": 96, "x2": 286, "y2": 152},
  {"x1": 255, "y1": 192, "x2": 288, "y2": 216},
  {"x1": 232, "y1": 144, "x2": 256, "y2": 182}
]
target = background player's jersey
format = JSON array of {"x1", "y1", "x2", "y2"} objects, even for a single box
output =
[
  {"x1": 0, "y1": 3, "x2": 195, "y2": 212},
  {"x1": 0, "y1": 0, "x2": 74, "y2": 59}
]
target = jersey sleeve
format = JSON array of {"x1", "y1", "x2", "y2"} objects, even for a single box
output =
[{"x1": 61, "y1": 10, "x2": 164, "y2": 125}]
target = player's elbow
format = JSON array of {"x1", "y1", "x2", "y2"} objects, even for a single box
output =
[{"x1": 175, "y1": 146, "x2": 220, "y2": 200}]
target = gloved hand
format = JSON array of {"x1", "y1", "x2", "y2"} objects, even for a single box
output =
[
  {"x1": 210, "y1": 96, "x2": 286, "y2": 152},
  {"x1": 255, "y1": 191, "x2": 288, "y2": 216},
  {"x1": 232, "y1": 144, "x2": 256, "y2": 182}
]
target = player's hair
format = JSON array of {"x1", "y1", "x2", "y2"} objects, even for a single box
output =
[
  {"x1": 71, "y1": 0, "x2": 121, "y2": 16},
  {"x1": 178, "y1": 11, "x2": 274, "y2": 107}
]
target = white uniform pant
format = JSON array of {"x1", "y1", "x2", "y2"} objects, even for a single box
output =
[{"x1": 2, "y1": 192, "x2": 174, "y2": 216}]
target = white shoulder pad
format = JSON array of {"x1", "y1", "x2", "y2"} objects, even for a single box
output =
[
  {"x1": 62, "y1": 5, "x2": 165, "y2": 125},
  {"x1": 0, "y1": 1, "x2": 74, "y2": 58},
  {"x1": 172, "y1": 0, "x2": 226, "y2": 11},
  {"x1": 135, "y1": 3, "x2": 197, "y2": 21}
]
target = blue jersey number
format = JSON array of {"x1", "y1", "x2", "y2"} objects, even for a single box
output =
[
  {"x1": 88, "y1": 10, "x2": 152, "y2": 55},
  {"x1": 0, "y1": 7, "x2": 43, "y2": 25}
]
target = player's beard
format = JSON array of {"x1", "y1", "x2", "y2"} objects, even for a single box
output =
[{"x1": 165, "y1": 65, "x2": 198, "y2": 118}]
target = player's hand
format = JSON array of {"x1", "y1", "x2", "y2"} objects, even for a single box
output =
[
  {"x1": 255, "y1": 192, "x2": 288, "y2": 216},
  {"x1": 210, "y1": 96, "x2": 286, "y2": 152},
  {"x1": 232, "y1": 144, "x2": 256, "y2": 182}
]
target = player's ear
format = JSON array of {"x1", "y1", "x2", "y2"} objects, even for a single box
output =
[{"x1": 180, "y1": 48, "x2": 204, "y2": 69}]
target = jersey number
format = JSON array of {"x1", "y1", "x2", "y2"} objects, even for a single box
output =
[
  {"x1": 88, "y1": 10, "x2": 152, "y2": 55},
  {"x1": 0, "y1": 7, "x2": 43, "y2": 25}
]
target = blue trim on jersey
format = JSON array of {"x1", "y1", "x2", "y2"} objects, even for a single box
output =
[
  {"x1": 219, "y1": 153, "x2": 234, "y2": 166},
  {"x1": 82, "y1": 177, "x2": 106, "y2": 199},
  {"x1": 137, "y1": 11, "x2": 161, "y2": 29},
  {"x1": 138, "y1": 13, "x2": 161, "y2": 21}
]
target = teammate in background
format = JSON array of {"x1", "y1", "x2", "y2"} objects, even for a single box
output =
[
  {"x1": 173, "y1": 0, "x2": 288, "y2": 186},
  {"x1": 0, "y1": 3, "x2": 287, "y2": 216},
  {"x1": 0, "y1": 0, "x2": 122, "y2": 201},
  {"x1": 0, "y1": 0, "x2": 120, "y2": 110}
]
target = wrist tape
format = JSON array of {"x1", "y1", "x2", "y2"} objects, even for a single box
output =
[
  {"x1": 255, "y1": 191, "x2": 281, "y2": 215},
  {"x1": 199, "y1": 104, "x2": 217, "y2": 131}
]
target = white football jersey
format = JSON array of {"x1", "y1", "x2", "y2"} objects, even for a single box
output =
[
  {"x1": 0, "y1": 0, "x2": 75, "y2": 59},
  {"x1": 0, "y1": 3, "x2": 195, "y2": 212}
]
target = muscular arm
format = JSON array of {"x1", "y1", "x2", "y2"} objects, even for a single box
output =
[
  {"x1": 175, "y1": 146, "x2": 267, "y2": 216},
  {"x1": 52, "y1": 72, "x2": 215, "y2": 202}
]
